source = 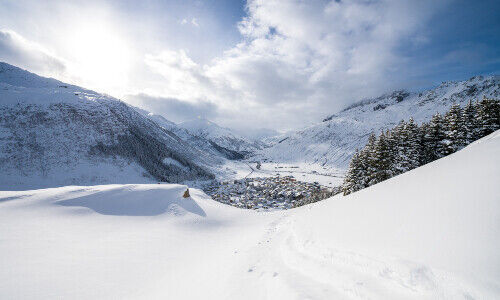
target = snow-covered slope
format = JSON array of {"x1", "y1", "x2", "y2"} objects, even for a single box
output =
[
  {"x1": 257, "y1": 76, "x2": 499, "y2": 168},
  {"x1": 1, "y1": 130, "x2": 498, "y2": 299},
  {"x1": 0, "y1": 62, "x2": 222, "y2": 190},
  {"x1": 179, "y1": 117, "x2": 265, "y2": 155}
]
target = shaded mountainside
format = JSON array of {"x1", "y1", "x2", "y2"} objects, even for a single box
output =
[
  {"x1": 256, "y1": 75, "x2": 500, "y2": 168},
  {"x1": 134, "y1": 109, "x2": 246, "y2": 160},
  {"x1": 0, "y1": 62, "x2": 220, "y2": 189},
  {"x1": 179, "y1": 118, "x2": 266, "y2": 155}
]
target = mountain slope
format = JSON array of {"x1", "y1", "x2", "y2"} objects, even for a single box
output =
[
  {"x1": 1, "y1": 130, "x2": 498, "y2": 299},
  {"x1": 134, "y1": 109, "x2": 247, "y2": 160},
  {"x1": 256, "y1": 75, "x2": 499, "y2": 168},
  {"x1": 179, "y1": 117, "x2": 265, "y2": 155},
  {"x1": 0, "y1": 62, "x2": 221, "y2": 190}
]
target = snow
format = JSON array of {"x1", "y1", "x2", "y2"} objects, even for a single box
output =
[
  {"x1": 0, "y1": 158, "x2": 153, "y2": 191},
  {"x1": 1, "y1": 130, "x2": 499, "y2": 299}
]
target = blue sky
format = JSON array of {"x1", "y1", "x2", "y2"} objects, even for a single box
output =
[{"x1": 0, "y1": 0, "x2": 498, "y2": 130}]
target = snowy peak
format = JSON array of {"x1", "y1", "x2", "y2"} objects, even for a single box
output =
[
  {"x1": 179, "y1": 117, "x2": 236, "y2": 139},
  {"x1": 0, "y1": 62, "x2": 71, "y2": 89}
]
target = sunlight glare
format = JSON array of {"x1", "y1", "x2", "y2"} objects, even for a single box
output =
[{"x1": 66, "y1": 23, "x2": 131, "y2": 94}]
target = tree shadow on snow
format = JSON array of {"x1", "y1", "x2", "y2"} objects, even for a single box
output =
[{"x1": 56, "y1": 187, "x2": 206, "y2": 217}]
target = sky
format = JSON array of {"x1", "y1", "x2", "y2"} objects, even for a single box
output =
[{"x1": 0, "y1": 0, "x2": 499, "y2": 132}]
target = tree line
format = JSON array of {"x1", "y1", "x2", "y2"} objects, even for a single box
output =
[{"x1": 343, "y1": 97, "x2": 499, "y2": 195}]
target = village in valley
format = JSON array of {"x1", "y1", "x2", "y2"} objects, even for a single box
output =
[{"x1": 203, "y1": 175, "x2": 340, "y2": 210}]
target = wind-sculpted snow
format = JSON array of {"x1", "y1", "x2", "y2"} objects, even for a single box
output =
[
  {"x1": 56, "y1": 184, "x2": 206, "y2": 216},
  {"x1": 257, "y1": 75, "x2": 499, "y2": 169},
  {"x1": 0, "y1": 62, "x2": 220, "y2": 189}
]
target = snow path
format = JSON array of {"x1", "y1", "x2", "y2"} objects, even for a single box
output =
[
  {"x1": 231, "y1": 211, "x2": 487, "y2": 300},
  {"x1": 1, "y1": 131, "x2": 499, "y2": 299}
]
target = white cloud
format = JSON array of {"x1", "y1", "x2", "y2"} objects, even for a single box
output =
[
  {"x1": 125, "y1": 94, "x2": 218, "y2": 123},
  {"x1": 0, "y1": 29, "x2": 67, "y2": 78},
  {"x1": 180, "y1": 18, "x2": 199, "y2": 27},
  {"x1": 141, "y1": 0, "x2": 448, "y2": 130}
]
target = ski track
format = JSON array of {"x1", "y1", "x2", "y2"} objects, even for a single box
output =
[{"x1": 233, "y1": 212, "x2": 484, "y2": 300}]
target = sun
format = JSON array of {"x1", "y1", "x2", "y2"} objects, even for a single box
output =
[{"x1": 66, "y1": 23, "x2": 132, "y2": 95}]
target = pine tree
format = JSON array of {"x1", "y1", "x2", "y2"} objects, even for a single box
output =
[
  {"x1": 425, "y1": 113, "x2": 447, "y2": 161},
  {"x1": 371, "y1": 132, "x2": 393, "y2": 184},
  {"x1": 343, "y1": 150, "x2": 364, "y2": 195},
  {"x1": 477, "y1": 97, "x2": 500, "y2": 137},
  {"x1": 462, "y1": 100, "x2": 479, "y2": 144},
  {"x1": 404, "y1": 118, "x2": 422, "y2": 171},
  {"x1": 363, "y1": 132, "x2": 378, "y2": 184},
  {"x1": 444, "y1": 103, "x2": 466, "y2": 153},
  {"x1": 389, "y1": 120, "x2": 406, "y2": 176},
  {"x1": 393, "y1": 118, "x2": 421, "y2": 173},
  {"x1": 418, "y1": 122, "x2": 431, "y2": 165}
]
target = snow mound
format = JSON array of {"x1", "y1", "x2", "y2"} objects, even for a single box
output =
[{"x1": 55, "y1": 184, "x2": 205, "y2": 216}]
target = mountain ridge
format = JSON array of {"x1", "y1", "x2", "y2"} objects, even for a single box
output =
[
  {"x1": 0, "y1": 62, "x2": 224, "y2": 189},
  {"x1": 255, "y1": 75, "x2": 499, "y2": 169}
]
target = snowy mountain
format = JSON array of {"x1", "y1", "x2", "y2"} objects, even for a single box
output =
[
  {"x1": 179, "y1": 117, "x2": 266, "y2": 155},
  {"x1": 134, "y1": 109, "x2": 249, "y2": 160},
  {"x1": 1, "y1": 130, "x2": 498, "y2": 299},
  {"x1": 256, "y1": 75, "x2": 499, "y2": 168},
  {"x1": 0, "y1": 62, "x2": 224, "y2": 190}
]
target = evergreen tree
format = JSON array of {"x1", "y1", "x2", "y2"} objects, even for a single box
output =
[
  {"x1": 476, "y1": 97, "x2": 500, "y2": 136},
  {"x1": 425, "y1": 113, "x2": 447, "y2": 161},
  {"x1": 462, "y1": 100, "x2": 479, "y2": 144},
  {"x1": 418, "y1": 122, "x2": 431, "y2": 165},
  {"x1": 444, "y1": 103, "x2": 466, "y2": 153},
  {"x1": 342, "y1": 98, "x2": 498, "y2": 195},
  {"x1": 394, "y1": 118, "x2": 421, "y2": 173},
  {"x1": 371, "y1": 132, "x2": 393, "y2": 184},
  {"x1": 343, "y1": 150, "x2": 364, "y2": 195},
  {"x1": 362, "y1": 132, "x2": 378, "y2": 183},
  {"x1": 403, "y1": 118, "x2": 422, "y2": 171},
  {"x1": 389, "y1": 120, "x2": 406, "y2": 176}
]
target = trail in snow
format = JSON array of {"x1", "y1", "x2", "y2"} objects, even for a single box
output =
[{"x1": 230, "y1": 211, "x2": 485, "y2": 300}]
